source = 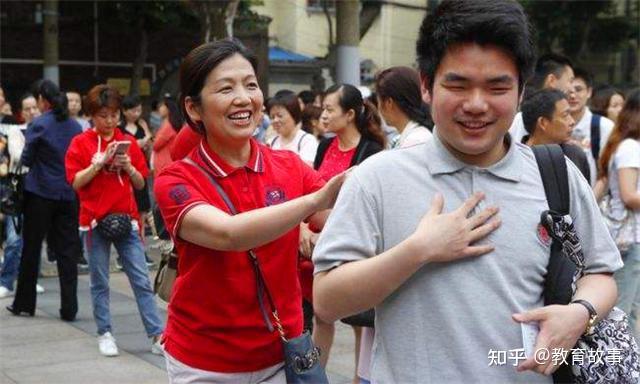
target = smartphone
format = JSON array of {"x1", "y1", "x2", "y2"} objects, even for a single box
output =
[
  {"x1": 113, "y1": 141, "x2": 131, "y2": 155},
  {"x1": 107, "y1": 141, "x2": 131, "y2": 171}
]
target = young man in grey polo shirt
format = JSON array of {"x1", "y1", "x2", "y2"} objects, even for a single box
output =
[{"x1": 312, "y1": 1, "x2": 622, "y2": 383}]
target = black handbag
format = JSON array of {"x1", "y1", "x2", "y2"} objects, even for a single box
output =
[
  {"x1": 184, "y1": 157, "x2": 329, "y2": 383},
  {"x1": 96, "y1": 213, "x2": 132, "y2": 241},
  {"x1": 0, "y1": 171, "x2": 25, "y2": 217}
]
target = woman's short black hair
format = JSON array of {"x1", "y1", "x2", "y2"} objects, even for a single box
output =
[
  {"x1": 179, "y1": 38, "x2": 258, "y2": 135},
  {"x1": 416, "y1": 0, "x2": 536, "y2": 95}
]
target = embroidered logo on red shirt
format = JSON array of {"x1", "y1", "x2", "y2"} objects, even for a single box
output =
[
  {"x1": 265, "y1": 186, "x2": 286, "y2": 206},
  {"x1": 169, "y1": 185, "x2": 191, "y2": 205}
]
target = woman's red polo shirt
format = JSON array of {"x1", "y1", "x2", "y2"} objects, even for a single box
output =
[{"x1": 154, "y1": 138, "x2": 325, "y2": 373}]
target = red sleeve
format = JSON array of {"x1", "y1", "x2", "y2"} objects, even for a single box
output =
[
  {"x1": 171, "y1": 125, "x2": 202, "y2": 161},
  {"x1": 65, "y1": 136, "x2": 89, "y2": 185},
  {"x1": 128, "y1": 136, "x2": 149, "y2": 178},
  {"x1": 153, "y1": 123, "x2": 177, "y2": 151},
  {"x1": 300, "y1": 159, "x2": 326, "y2": 195},
  {"x1": 154, "y1": 164, "x2": 208, "y2": 240}
]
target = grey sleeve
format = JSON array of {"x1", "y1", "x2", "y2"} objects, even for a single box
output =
[
  {"x1": 313, "y1": 172, "x2": 382, "y2": 274},
  {"x1": 567, "y1": 159, "x2": 624, "y2": 274}
]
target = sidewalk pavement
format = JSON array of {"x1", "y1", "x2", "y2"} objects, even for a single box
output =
[{"x1": 0, "y1": 251, "x2": 356, "y2": 384}]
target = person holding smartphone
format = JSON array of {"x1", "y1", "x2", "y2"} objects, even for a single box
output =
[{"x1": 65, "y1": 85, "x2": 164, "y2": 357}]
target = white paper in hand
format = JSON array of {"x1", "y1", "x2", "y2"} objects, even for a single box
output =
[{"x1": 521, "y1": 322, "x2": 539, "y2": 358}]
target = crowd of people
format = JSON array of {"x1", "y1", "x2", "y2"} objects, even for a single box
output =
[{"x1": 0, "y1": 0, "x2": 639, "y2": 383}]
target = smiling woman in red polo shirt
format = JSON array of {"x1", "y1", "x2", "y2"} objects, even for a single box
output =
[{"x1": 153, "y1": 40, "x2": 346, "y2": 383}]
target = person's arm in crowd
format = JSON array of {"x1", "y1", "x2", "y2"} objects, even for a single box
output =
[
  {"x1": 20, "y1": 123, "x2": 44, "y2": 167},
  {"x1": 0, "y1": 123, "x2": 27, "y2": 136},
  {"x1": 179, "y1": 171, "x2": 348, "y2": 252},
  {"x1": 71, "y1": 142, "x2": 116, "y2": 190},
  {"x1": 138, "y1": 119, "x2": 153, "y2": 150},
  {"x1": 514, "y1": 273, "x2": 617, "y2": 376},
  {"x1": 593, "y1": 177, "x2": 608, "y2": 201},
  {"x1": 313, "y1": 192, "x2": 500, "y2": 322},
  {"x1": 112, "y1": 153, "x2": 145, "y2": 190},
  {"x1": 617, "y1": 168, "x2": 640, "y2": 209}
]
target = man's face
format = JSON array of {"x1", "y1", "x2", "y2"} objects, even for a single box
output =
[
  {"x1": 425, "y1": 43, "x2": 520, "y2": 166},
  {"x1": 567, "y1": 78, "x2": 591, "y2": 114},
  {"x1": 544, "y1": 99, "x2": 575, "y2": 143},
  {"x1": 21, "y1": 97, "x2": 40, "y2": 123}
]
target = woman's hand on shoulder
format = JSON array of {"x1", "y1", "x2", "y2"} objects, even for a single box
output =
[{"x1": 310, "y1": 168, "x2": 353, "y2": 211}]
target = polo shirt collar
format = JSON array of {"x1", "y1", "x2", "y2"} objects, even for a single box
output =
[
  {"x1": 198, "y1": 138, "x2": 264, "y2": 178},
  {"x1": 425, "y1": 126, "x2": 522, "y2": 182}
]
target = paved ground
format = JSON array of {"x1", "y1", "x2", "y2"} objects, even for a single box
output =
[{"x1": 0, "y1": 247, "x2": 357, "y2": 384}]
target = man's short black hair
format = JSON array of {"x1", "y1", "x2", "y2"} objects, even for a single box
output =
[
  {"x1": 521, "y1": 89, "x2": 567, "y2": 135},
  {"x1": 573, "y1": 67, "x2": 593, "y2": 89},
  {"x1": 528, "y1": 53, "x2": 574, "y2": 91},
  {"x1": 416, "y1": 0, "x2": 535, "y2": 95}
]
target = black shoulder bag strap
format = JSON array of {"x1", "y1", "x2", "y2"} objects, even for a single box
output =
[
  {"x1": 532, "y1": 144, "x2": 577, "y2": 384},
  {"x1": 182, "y1": 157, "x2": 286, "y2": 338},
  {"x1": 532, "y1": 144, "x2": 575, "y2": 306},
  {"x1": 590, "y1": 114, "x2": 601, "y2": 161}
]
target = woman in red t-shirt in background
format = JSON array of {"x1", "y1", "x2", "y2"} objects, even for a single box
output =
[
  {"x1": 152, "y1": 94, "x2": 185, "y2": 177},
  {"x1": 65, "y1": 85, "x2": 164, "y2": 358},
  {"x1": 310, "y1": 83, "x2": 385, "y2": 380},
  {"x1": 153, "y1": 39, "x2": 346, "y2": 383}
]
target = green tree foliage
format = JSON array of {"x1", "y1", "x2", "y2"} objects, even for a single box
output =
[{"x1": 521, "y1": 0, "x2": 637, "y2": 61}]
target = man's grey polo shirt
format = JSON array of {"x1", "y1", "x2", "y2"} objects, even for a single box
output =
[{"x1": 313, "y1": 131, "x2": 622, "y2": 384}]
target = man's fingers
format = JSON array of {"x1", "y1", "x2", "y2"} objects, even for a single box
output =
[
  {"x1": 427, "y1": 193, "x2": 444, "y2": 216},
  {"x1": 457, "y1": 192, "x2": 485, "y2": 217},
  {"x1": 516, "y1": 357, "x2": 537, "y2": 372},
  {"x1": 468, "y1": 206, "x2": 499, "y2": 229},
  {"x1": 461, "y1": 244, "x2": 494, "y2": 258},
  {"x1": 468, "y1": 219, "x2": 501, "y2": 242},
  {"x1": 512, "y1": 307, "x2": 546, "y2": 323}
]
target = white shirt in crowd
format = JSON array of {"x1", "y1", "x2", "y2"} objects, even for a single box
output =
[
  {"x1": 573, "y1": 108, "x2": 614, "y2": 185},
  {"x1": 270, "y1": 128, "x2": 318, "y2": 165},
  {"x1": 607, "y1": 138, "x2": 640, "y2": 242},
  {"x1": 394, "y1": 120, "x2": 433, "y2": 149},
  {"x1": 509, "y1": 112, "x2": 526, "y2": 143}
]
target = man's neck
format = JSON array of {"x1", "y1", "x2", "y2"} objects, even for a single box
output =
[
  {"x1": 571, "y1": 107, "x2": 586, "y2": 123},
  {"x1": 526, "y1": 134, "x2": 554, "y2": 146}
]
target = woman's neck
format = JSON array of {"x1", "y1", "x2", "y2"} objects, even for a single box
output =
[
  {"x1": 206, "y1": 136, "x2": 252, "y2": 168},
  {"x1": 280, "y1": 125, "x2": 300, "y2": 143},
  {"x1": 394, "y1": 115, "x2": 411, "y2": 134},
  {"x1": 97, "y1": 129, "x2": 115, "y2": 141},
  {"x1": 336, "y1": 125, "x2": 361, "y2": 150}
]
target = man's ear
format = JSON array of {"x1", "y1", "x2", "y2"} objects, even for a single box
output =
[
  {"x1": 538, "y1": 116, "x2": 550, "y2": 133},
  {"x1": 184, "y1": 96, "x2": 202, "y2": 125},
  {"x1": 544, "y1": 73, "x2": 557, "y2": 89},
  {"x1": 419, "y1": 73, "x2": 431, "y2": 104}
]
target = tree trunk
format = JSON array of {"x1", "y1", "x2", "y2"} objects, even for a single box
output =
[
  {"x1": 336, "y1": 0, "x2": 360, "y2": 85},
  {"x1": 43, "y1": 0, "x2": 60, "y2": 84},
  {"x1": 130, "y1": 16, "x2": 148, "y2": 97}
]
